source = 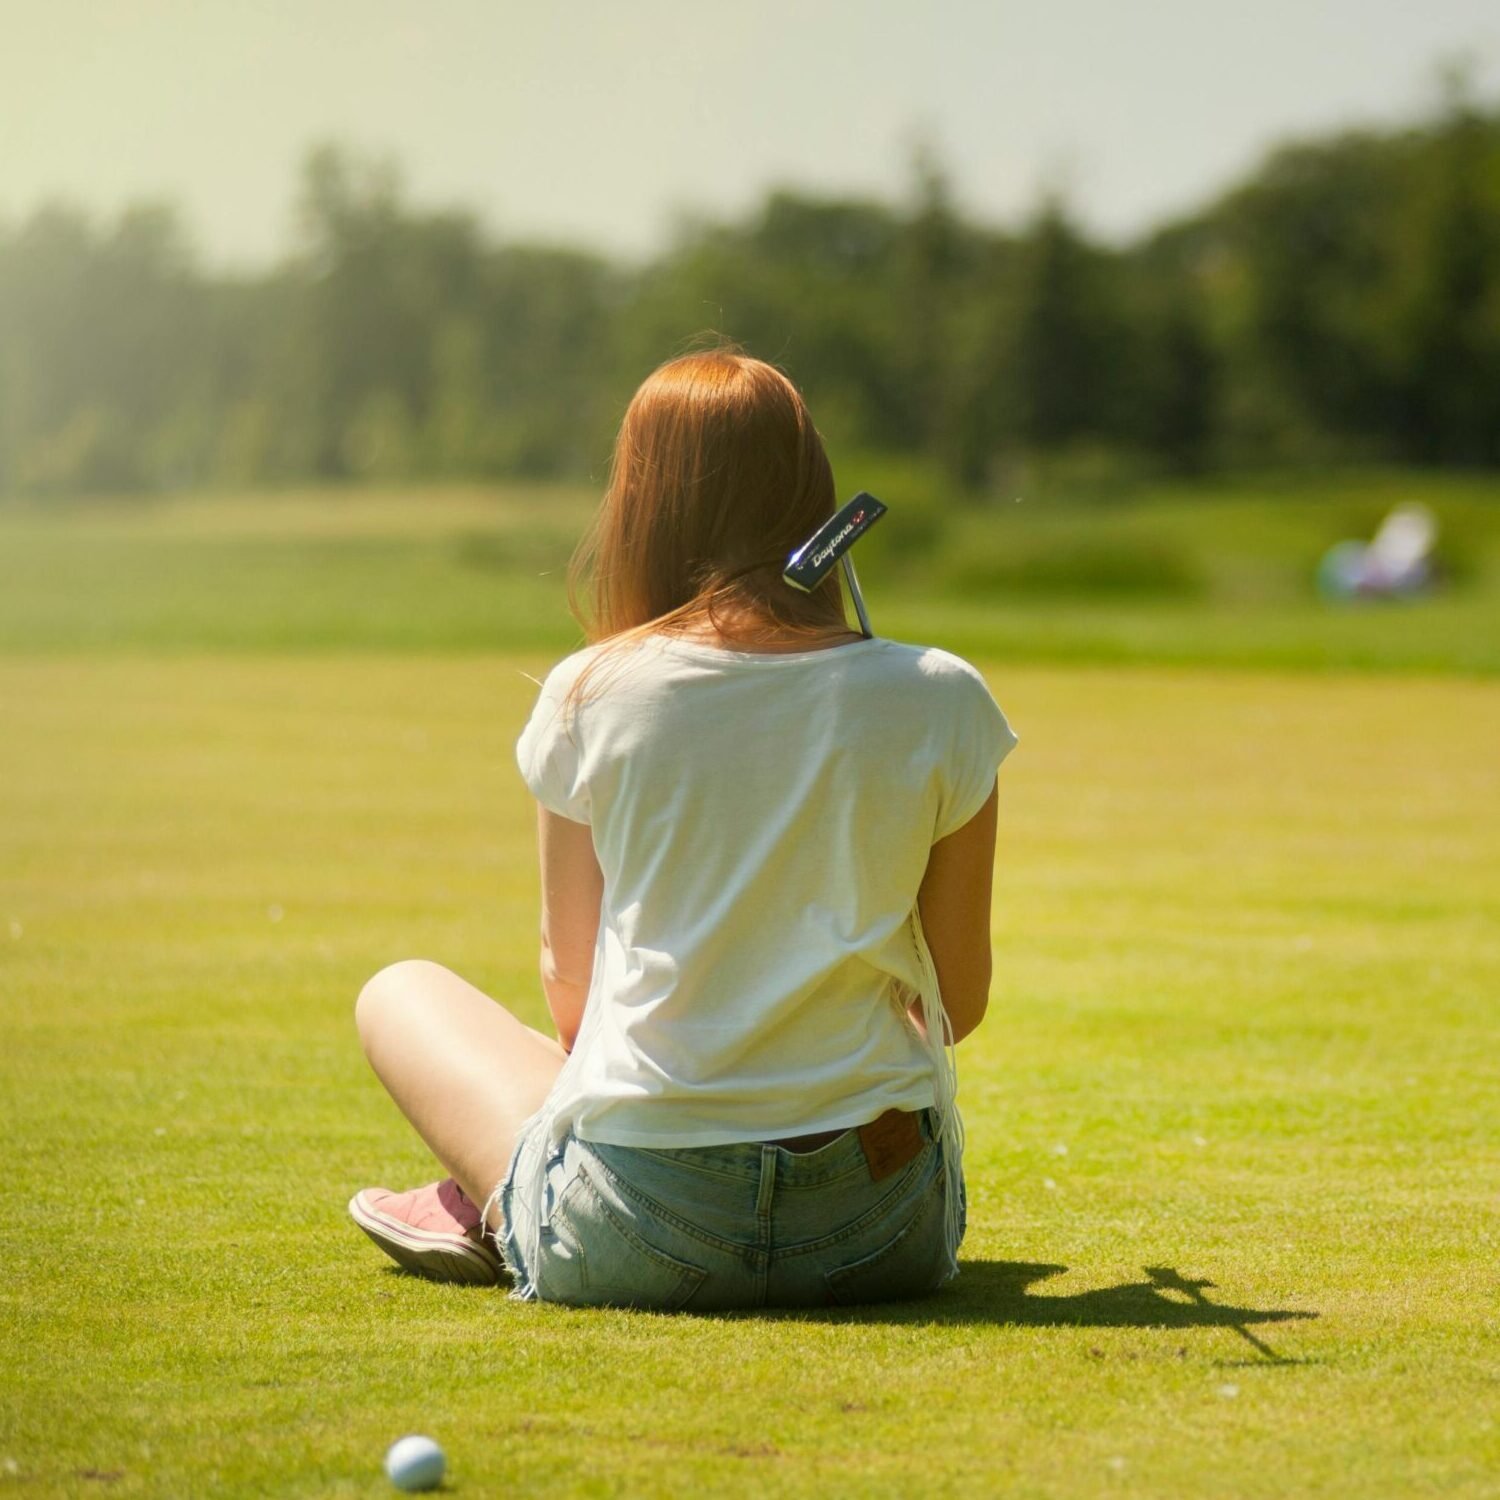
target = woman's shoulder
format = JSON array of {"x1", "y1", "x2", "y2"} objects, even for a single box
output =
[
  {"x1": 531, "y1": 636, "x2": 677, "y2": 718},
  {"x1": 534, "y1": 639, "x2": 618, "y2": 693},
  {"x1": 872, "y1": 643, "x2": 1012, "y2": 746},
  {"x1": 547, "y1": 641, "x2": 606, "y2": 678},
  {"x1": 870, "y1": 639, "x2": 996, "y2": 693}
]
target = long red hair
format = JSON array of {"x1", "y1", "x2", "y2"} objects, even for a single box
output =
[{"x1": 561, "y1": 339, "x2": 851, "y2": 709}]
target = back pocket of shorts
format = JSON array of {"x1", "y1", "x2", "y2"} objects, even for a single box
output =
[
  {"x1": 540, "y1": 1167, "x2": 708, "y2": 1312},
  {"x1": 823, "y1": 1172, "x2": 948, "y2": 1308}
]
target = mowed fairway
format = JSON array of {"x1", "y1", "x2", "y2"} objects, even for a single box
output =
[{"x1": 2, "y1": 651, "x2": 1496, "y2": 1497}]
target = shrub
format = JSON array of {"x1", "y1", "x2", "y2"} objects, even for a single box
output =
[{"x1": 939, "y1": 529, "x2": 1205, "y2": 599}]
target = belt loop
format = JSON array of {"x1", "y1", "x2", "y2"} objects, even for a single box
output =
[{"x1": 755, "y1": 1143, "x2": 777, "y2": 1219}]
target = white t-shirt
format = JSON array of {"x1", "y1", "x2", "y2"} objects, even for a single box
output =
[{"x1": 514, "y1": 631, "x2": 1018, "y2": 1151}]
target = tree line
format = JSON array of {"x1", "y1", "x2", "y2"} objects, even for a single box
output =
[{"x1": 2, "y1": 82, "x2": 1498, "y2": 501}]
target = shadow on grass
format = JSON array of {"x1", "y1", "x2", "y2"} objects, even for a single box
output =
[
  {"x1": 381, "y1": 1259, "x2": 1315, "y2": 1363},
  {"x1": 723, "y1": 1262, "x2": 1318, "y2": 1364}
]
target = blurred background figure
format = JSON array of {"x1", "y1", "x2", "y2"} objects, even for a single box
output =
[{"x1": 1318, "y1": 503, "x2": 1440, "y2": 601}]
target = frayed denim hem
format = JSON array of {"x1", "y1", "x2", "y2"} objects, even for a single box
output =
[
  {"x1": 495, "y1": 1220, "x2": 538, "y2": 1302},
  {"x1": 480, "y1": 1122, "x2": 541, "y2": 1301}
]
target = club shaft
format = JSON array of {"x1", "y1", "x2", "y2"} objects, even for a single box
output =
[{"x1": 842, "y1": 554, "x2": 873, "y2": 638}]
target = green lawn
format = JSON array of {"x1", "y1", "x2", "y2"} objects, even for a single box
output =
[
  {"x1": 4, "y1": 645, "x2": 1496, "y2": 1496},
  {"x1": 3, "y1": 472, "x2": 1500, "y2": 672},
  {"x1": 3, "y1": 481, "x2": 1498, "y2": 1494}
]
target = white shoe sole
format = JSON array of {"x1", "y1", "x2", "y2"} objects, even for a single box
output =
[{"x1": 348, "y1": 1191, "x2": 505, "y2": 1286}]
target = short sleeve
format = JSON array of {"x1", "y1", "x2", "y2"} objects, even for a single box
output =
[
  {"x1": 515, "y1": 655, "x2": 593, "y2": 824},
  {"x1": 933, "y1": 662, "x2": 1018, "y2": 842}
]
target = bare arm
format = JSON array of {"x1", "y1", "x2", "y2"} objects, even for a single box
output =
[
  {"x1": 913, "y1": 777, "x2": 998, "y2": 1045},
  {"x1": 536, "y1": 805, "x2": 605, "y2": 1053}
]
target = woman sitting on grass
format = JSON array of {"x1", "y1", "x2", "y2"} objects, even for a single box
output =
[{"x1": 348, "y1": 343, "x2": 1017, "y2": 1310}]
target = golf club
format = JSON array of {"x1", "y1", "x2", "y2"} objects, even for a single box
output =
[{"x1": 783, "y1": 491, "x2": 888, "y2": 637}]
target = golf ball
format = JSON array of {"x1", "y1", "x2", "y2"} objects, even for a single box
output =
[{"x1": 384, "y1": 1434, "x2": 445, "y2": 1492}]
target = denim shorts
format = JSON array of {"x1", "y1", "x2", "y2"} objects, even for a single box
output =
[{"x1": 496, "y1": 1107, "x2": 965, "y2": 1312}]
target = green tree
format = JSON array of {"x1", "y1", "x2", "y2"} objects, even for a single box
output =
[
  {"x1": 1010, "y1": 199, "x2": 1127, "y2": 450},
  {"x1": 1394, "y1": 67, "x2": 1500, "y2": 463}
]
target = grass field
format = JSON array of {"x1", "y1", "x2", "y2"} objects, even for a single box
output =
[
  {"x1": 2, "y1": 483, "x2": 1498, "y2": 1496},
  {"x1": 3, "y1": 470, "x2": 1500, "y2": 672}
]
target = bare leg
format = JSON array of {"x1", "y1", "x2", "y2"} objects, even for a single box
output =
[{"x1": 355, "y1": 959, "x2": 567, "y2": 1230}]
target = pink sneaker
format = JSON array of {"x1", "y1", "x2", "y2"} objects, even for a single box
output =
[{"x1": 348, "y1": 1178, "x2": 505, "y2": 1286}]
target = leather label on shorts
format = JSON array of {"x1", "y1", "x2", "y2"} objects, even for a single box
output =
[{"x1": 858, "y1": 1109, "x2": 923, "y2": 1182}]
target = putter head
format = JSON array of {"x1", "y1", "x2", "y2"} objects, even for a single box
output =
[{"x1": 783, "y1": 493, "x2": 887, "y2": 593}]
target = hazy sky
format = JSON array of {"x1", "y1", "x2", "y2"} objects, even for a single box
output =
[{"x1": 3, "y1": 1, "x2": 1497, "y2": 269}]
